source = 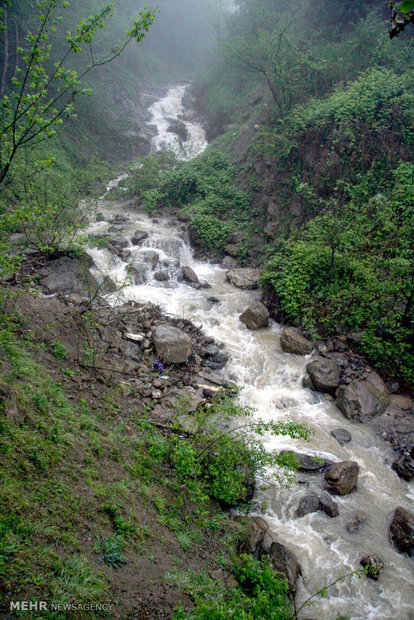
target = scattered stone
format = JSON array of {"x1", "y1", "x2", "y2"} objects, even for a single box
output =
[
  {"x1": 295, "y1": 493, "x2": 320, "y2": 518},
  {"x1": 325, "y1": 461, "x2": 359, "y2": 496},
  {"x1": 154, "y1": 270, "x2": 169, "y2": 282},
  {"x1": 336, "y1": 372, "x2": 390, "y2": 423},
  {"x1": 330, "y1": 428, "x2": 352, "y2": 446},
  {"x1": 389, "y1": 506, "x2": 414, "y2": 555},
  {"x1": 280, "y1": 328, "x2": 314, "y2": 355},
  {"x1": 182, "y1": 265, "x2": 200, "y2": 285},
  {"x1": 306, "y1": 358, "x2": 341, "y2": 394},
  {"x1": 360, "y1": 555, "x2": 384, "y2": 580},
  {"x1": 239, "y1": 301, "x2": 270, "y2": 330},
  {"x1": 319, "y1": 491, "x2": 339, "y2": 518},
  {"x1": 131, "y1": 230, "x2": 149, "y2": 245},
  {"x1": 225, "y1": 268, "x2": 260, "y2": 290},
  {"x1": 346, "y1": 511, "x2": 368, "y2": 534},
  {"x1": 202, "y1": 352, "x2": 229, "y2": 371},
  {"x1": 125, "y1": 333, "x2": 144, "y2": 343},
  {"x1": 152, "y1": 324, "x2": 192, "y2": 364}
]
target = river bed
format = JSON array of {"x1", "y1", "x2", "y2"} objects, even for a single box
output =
[{"x1": 87, "y1": 84, "x2": 414, "y2": 620}]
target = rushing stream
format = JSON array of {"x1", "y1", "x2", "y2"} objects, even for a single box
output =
[{"x1": 87, "y1": 84, "x2": 414, "y2": 619}]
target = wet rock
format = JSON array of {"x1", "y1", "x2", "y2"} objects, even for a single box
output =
[
  {"x1": 306, "y1": 358, "x2": 341, "y2": 394},
  {"x1": 225, "y1": 268, "x2": 260, "y2": 290},
  {"x1": 360, "y1": 555, "x2": 384, "y2": 580},
  {"x1": 295, "y1": 493, "x2": 320, "y2": 518},
  {"x1": 39, "y1": 255, "x2": 98, "y2": 297},
  {"x1": 222, "y1": 256, "x2": 239, "y2": 270},
  {"x1": 131, "y1": 230, "x2": 149, "y2": 245},
  {"x1": 139, "y1": 250, "x2": 159, "y2": 269},
  {"x1": 109, "y1": 236, "x2": 129, "y2": 252},
  {"x1": 319, "y1": 491, "x2": 339, "y2": 518},
  {"x1": 389, "y1": 507, "x2": 414, "y2": 555},
  {"x1": 330, "y1": 428, "x2": 352, "y2": 446},
  {"x1": 279, "y1": 450, "x2": 333, "y2": 472},
  {"x1": 202, "y1": 352, "x2": 229, "y2": 371},
  {"x1": 204, "y1": 344, "x2": 220, "y2": 357},
  {"x1": 152, "y1": 324, "x2": 192, "y2": 364},
  {"x1": 207, "y1": 296, "x2": 220, "y2": 304},
  {"x1": 373, "y1": 395, "x2": 414, "y2": 482},
  {"x1": 200, "y1": 281, "x2": 211, "y2": 289},
  {"x1": 128, "y1": 262, "x2": 148, "y2": 285},
  {"x1": 265, "y1": 542, "x2": 302, "y2": 592},
  {"x1": 346, "y1": 511, "x2": 368, "y2": 534},
  {"x1": 154, "y1": 270, "x2": 169, "y2": 282},
  {"x1": 239, "y1": 301, "x2": 270, "y2": 330},
  {"x1": 182, "y1": 265, "x2": 200, "y2": 285},
  {"x1": 167, "y1": 118, "x2": 188, "y2": 141},
  {"x1": 280, "y1": 328, "x2": 314, "y2": 355},
  {"x1": 336, "y1": 372, "x2": 390, "y2": 423},
  {"x1": 237, "y1": 516, "x2": 269, "y2": 558},
  {"x1": 325, "y1": 461, "x2": 359, "y2": 496}
]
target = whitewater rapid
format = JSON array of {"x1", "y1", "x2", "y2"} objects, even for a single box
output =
[{"x1": 87, "y1": 85, "x2": 414, "y2": 620}]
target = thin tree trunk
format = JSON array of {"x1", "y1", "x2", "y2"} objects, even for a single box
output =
[{"x1": 1, "y1": 5, "x2": 9, "y2": 98}]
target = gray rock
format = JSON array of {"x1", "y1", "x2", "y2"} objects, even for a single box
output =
[
  {"x1": 319, "y1": 491, "x2": 339, "y2": 517},
  {"x1": 154, "y1": 270, "x2": 169, "y2": 282},
  {"x1": 325, "y1": 461, "x2": 359, "y2": 496},
  {"x1": 373, "y1": 395, "x2": 414, "y2": 481},
  {"x1": 389, "y1": 506, "x2": 414, "y2": 555},
  {"x1": 109, "y1": 236, "x2": 129, "y2": 252},
  {"x1": 225, "y1": 268, "x2": 260, "y2": 290},
  {"x1": 279, "y1": 450, "x2": 333, "y2": 472},
  {"x1": 39, "y1": 255, "x2": 98, "y2": 297},
  {"x1": 280, "y1": 328, "x2": 314, "y2": 355},
  {"x1": 236, "y1": 516, "x2": 269, "y2": 559},
  {"x1": 182, "y1": 265, "x2": 200, "y2": 285},
  {"x1": 202, "y1": 353, "x2": 229, "y2": 371},
  {"x1": 295, "y1": 493, "x2": 320, "y2": 518},
  {"x1": 128, "y1": 262, "x2": 148, "y2": 285},
  {"x1": 240, "y1": 301, "x2": 270, "y2": 330},
  {"x1": 207, "y1": 296, "x2": 220, "y2": 304},
  {"x1": 336, "y1": 371, "x2": 390, "y2": 423},
  {"x1": 140, "y1": 250, "x2": 159, "y2": 269},
  {"x1": 266, "y1": 542, "x2": 302, "y2": 592},
  {"x1": 331, "y1": 428, "x2": 352, "y2": 446},
  {"x1": 307, "y1": 358, "x2": 341, "y2": 394},
  {"x1": 346, "y1": 511, "x2": 368, "y2": 534},
  {"x1": 222, "y1": 256, "x2": 239, "y2": 270},
  {"x1": 360, "y1": 555, "x2": 384, "y2": 580},
  {"x1": 131, "y1": 230, "x2": 149, "y2": 246},
  {"x1": 152, "y1": 324, "x2": 192, "y2": 364}
]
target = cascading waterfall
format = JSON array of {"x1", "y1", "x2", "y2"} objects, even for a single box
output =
[{"x1": 86, "y1": 85, "x2": 414, "y2": 619}]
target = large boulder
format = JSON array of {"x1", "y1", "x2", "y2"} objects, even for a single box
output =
[
  {"x1": 128, "y1": 261, "x2": 148, "y2": 285},
  {"x1": 131, "y1": 230, "x2": 149, "y2": 246},
  {"x1": 319, "y1": 491, "x2": 339, "y2": 518},
  {"x1": 139, "y1": 249, "x2": 159, "y2": 269},
  {"x1": 336, "y1": 372, "x2": 390, "y2": 423},
  {"x1": 239, "y1": 301, "x2": 270, "y2": 330},
  {"x1": 280, "y1": 328, "x2": 314, "y2": 355},
  {"x1": 225, "y1": 268, "x2": 260, "y2": 290},
  {"x1": 182, "y1": 265, "x2": 200, "y2": 286},
  {"x1": 389, "y1": 507, "x2": 414, "y2": 555},
  {"x1": 373, "y1": 395, "x2": 414, "y2": 481},
  {"x1": 330, "y1": 428, "x2": 352, "y2": 446},
  {"x1": 39, "y1": 255, "x2": 98, "y2": 297},
  {"x1": 237, "y1": 516, "x2": 269, "y2": 559},
  {"x1": 325, "y1": 461, "x2": 359, "y2": 496},
  {"x1": 306, "y1": 358, "x2": 341, "y2": 394},
  {"x1": 266, "y1": 542, "x2": 302, "y2": 592},
  {"x1": 152, "y1": 324, "x2": 192, "y2": 364},
  {"x1": 295, "y1": 493, "x2": 320, "y2": 518}
]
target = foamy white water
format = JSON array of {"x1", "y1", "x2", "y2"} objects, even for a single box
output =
[{"x1": 85, "y1": 86, "x2": 414, "y2": 620}]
